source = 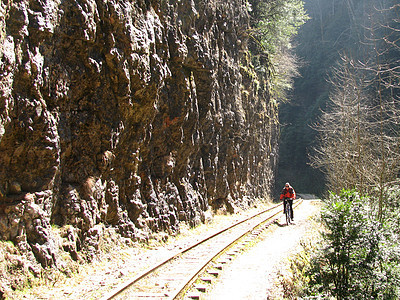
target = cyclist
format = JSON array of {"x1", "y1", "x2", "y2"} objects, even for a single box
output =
[{"x1": 280, "y1": 182, "x2": 296, "y2": 221}]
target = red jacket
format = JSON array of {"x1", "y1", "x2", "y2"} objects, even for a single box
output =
[{"x1": 280, "y1": 187, "x2": 296, "y2": 200}]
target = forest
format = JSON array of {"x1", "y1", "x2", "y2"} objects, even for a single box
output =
[
  {"x1": 278, "y1": 0, "x2": 400, "y2": 196},
  {"x1": 278, "y1": 0, "x2": 400, "y2": 298}
]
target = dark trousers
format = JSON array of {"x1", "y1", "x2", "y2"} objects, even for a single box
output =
[{"x1": 283, "y1": 198, "x2": 294, "y2": 219}]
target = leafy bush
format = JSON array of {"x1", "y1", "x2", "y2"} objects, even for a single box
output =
[{"x1": 305, "y1": 190, "x2": 400, "y2": 299}]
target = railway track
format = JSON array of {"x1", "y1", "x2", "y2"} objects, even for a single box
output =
[{"x1": 102, "y1": 200, "x2": 303, "y2": 300}]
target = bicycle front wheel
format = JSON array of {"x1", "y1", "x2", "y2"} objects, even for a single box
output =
[{"x1": 285, "y1": 202, "x2": 291, "y2": 225}]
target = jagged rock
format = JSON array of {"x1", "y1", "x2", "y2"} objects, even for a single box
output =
[
  {"x1": 82, "y1": 224, "x2": 104, "y2": 261},
  {"x1": 0, "y1": 193, "x2": 58, "y2": 267},
  {"x1": 0, "y1": 0, "x2": 279, "y2": 266},
  {"x1": 60, "y1": 225, "x2": 80, "y2": 261}
]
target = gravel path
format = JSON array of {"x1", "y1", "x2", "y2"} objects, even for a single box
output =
[{"x1": 206, "y1": 200, "x2": 321, "y2": 300}]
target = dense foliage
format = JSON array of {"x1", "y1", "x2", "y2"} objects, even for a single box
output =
[
  {"x1": 248, "y1": 0, "x2": 308, "y2": 103},
  {"x1": 304, "y1": 190, "x2": 400, "y2": 299},
  {"x1": 250, "y1": 0, "x2": 308, "y2": 55}
]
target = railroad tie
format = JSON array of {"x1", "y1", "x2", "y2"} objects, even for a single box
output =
[
  {"x1": 194, "y1": 284, "x2": 207, "y2": 292},
  {"x1": 187, "y1": 292, "x2": 201, "y2": 299},
  {"x1": 207, "y1": 269, "x2": 220, "y2": 277},
  {"x1": 201, "y1": 276, "x2": 213, "y2": 283}
]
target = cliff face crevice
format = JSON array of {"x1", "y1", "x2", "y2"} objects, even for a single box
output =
[{"x1": 0, "y1": 0, "x2": 278, "y2": 266}]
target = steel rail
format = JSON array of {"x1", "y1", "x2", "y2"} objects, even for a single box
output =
[{"x1": 103, "y1": 200, "x2": 302, "y2": 300}]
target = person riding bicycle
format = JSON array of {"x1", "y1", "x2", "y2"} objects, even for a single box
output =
[{"x1": 280, "y1": 182, "x2": 296, "y2": 221}]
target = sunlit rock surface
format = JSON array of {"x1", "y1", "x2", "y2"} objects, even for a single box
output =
[{"x1": 0, "y1": 0, "x2": 278, "y2": 265}]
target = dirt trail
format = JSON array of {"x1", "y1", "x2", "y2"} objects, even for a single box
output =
[{"x1": 206, "y1": 200, "x2": 321, "y2": 299}]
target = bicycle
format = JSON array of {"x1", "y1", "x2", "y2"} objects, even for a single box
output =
[{"x1": 283, "y1": 198, "x2": 293, "y2": 225}]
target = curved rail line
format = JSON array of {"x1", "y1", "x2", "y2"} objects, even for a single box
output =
[
  {"x1": 103, "y1": 199, "x2": 303, "y2": 300},
  {"x1": 176, "y1": 199, "x2": 303, "y2": 300}
]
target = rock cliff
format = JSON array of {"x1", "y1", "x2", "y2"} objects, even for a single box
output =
[{"x1": 0, "y1": 0, "x2": 278, "y2": 267}]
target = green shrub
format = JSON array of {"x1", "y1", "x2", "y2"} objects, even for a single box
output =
[{"x1": 305, "y1": 190, "x2": 400, "y2": 299}]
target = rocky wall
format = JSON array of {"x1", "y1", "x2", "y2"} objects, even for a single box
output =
[{"x1": 0, "y1": 0, "x2": 279, "y2": 266}]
